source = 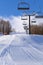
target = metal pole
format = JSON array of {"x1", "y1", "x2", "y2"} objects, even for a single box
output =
[{"x1": 29, "y1": 15, "x2": 31, "y2": 34}]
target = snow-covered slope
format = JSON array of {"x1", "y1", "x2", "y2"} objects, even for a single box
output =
[{"x1": 0, "y1": 34, "x2": 43, "y2": 65}]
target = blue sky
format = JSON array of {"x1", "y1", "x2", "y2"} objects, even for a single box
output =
[{"x1": 0, "y1": 0, "x2": 43, "y2": 16}]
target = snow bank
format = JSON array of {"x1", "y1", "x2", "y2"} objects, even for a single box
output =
[{"x1": 0, "y1": 34, "x2": 43, "y2": 65}]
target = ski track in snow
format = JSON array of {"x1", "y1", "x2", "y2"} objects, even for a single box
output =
[{"x1": 0, "y1": 34, "x2": 43, "y2": 65}]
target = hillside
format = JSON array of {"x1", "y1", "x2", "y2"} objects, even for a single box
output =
[{"x1": 0, "y1": 34, "x2": 43, "y2": 65}]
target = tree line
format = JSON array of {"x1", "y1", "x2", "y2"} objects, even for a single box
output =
[{"x1": 0, "y1": 19, "x2": 11, "y2": 35}]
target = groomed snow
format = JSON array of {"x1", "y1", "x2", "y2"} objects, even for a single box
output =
[{"x1": 0, "y1": 34, "x2": 43, "y2": 65}]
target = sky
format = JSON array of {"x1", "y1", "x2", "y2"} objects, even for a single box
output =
[
  {"x1": 0, "y1": 0, "x2": 43, "y2": 33},
  {"x1": 0, "y1": 0, "x2": 43, "y2": 16}
]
